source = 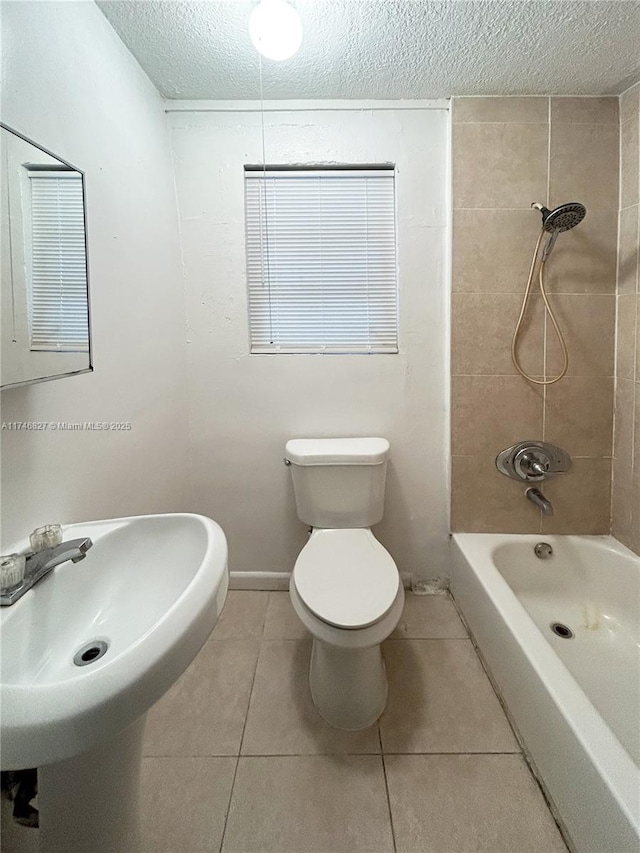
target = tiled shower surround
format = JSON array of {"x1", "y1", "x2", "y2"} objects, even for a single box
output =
[
  {"x1": 612, "y1": 82, "x2": 640, "y2": 555},
  {"x1": 451, "y1": 95, "x2": 623, "y2": 535}
]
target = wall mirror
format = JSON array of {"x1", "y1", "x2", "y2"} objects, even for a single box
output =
[{"x1": 1, "y1": 123, "x2": 92, "y2": 389}]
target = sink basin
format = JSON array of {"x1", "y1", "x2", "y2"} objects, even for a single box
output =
[{"x1": 1, "y1": 513, "x2": 228, "y2": 769}]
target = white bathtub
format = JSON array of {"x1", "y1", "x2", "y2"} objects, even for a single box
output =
[{"x1": 450, "y1": 533, "x2": 640, "y2": 853}]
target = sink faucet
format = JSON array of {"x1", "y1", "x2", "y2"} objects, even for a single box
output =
[
  {"x1": 526, "y1": 487, "x2": 553, "y2": 517},
  {"x1": 0, "y1": 538, "x2": 93, "y2": 606}
]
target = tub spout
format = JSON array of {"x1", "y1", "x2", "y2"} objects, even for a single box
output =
[{"x1": 526, "y1": 487, "x2": 553, "y2": 516}]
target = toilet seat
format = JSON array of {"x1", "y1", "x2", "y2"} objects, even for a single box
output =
[{"x1": 292, "y1": 528, "x2": 399, "y2": 629}]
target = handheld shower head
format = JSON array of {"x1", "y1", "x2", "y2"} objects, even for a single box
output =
[
  {"x1": 531, "y1": 201, "x2": 586, "y2": 233},
  {"x1": 515, "y1": 201, "x2": 586, "y2": 386}
]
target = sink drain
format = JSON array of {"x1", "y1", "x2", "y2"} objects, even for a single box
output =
[
  {"x1": 550, "y1": 622, "x2": 574, "y2": 639},
  {"x1": 74, "y1": 640, "x2": 109, "y2": 666}
]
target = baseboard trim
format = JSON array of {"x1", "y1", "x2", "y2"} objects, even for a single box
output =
[{"x1": 229, "y1": 571, "x2": 291, "y2": 590}]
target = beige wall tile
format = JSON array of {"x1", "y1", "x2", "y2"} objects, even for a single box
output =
[
  {"x1": 620, "y1": 82, "x2": 640, "y2": 125},
  {"x1": 612, "y1": 85, "x2": 639, "y2": 556},
  {"x1": 453, "y1": 97, "x2": 548, "y2": 124},
  {"x1": 632, "y1": 390, "x2": 640, "y2": 554},
  {"x1": 452, "y1": 209, "x2": 544, "y2": 293},
  {"x1": 451, "y1": 375, "x2": 543, "y2": 455},
  {"x1": 544, "y1": 376, "x2": 614, "y2": 458},
  {"x1": 611, "y1": 456, "x2": 634, "y2": 547},
  {"x1": 544, "y1": 210, "x2": 617, "y2": 294},
  {"x1": 545, "y1": 294, "x2": 616, "y2": 377},
  {"x1": 451, "y1": 455, "x2": 541, "y2": 533},
  {"x1": 453, "y1": 122, "x2": 548, "y2": 209},
  {"x1": 616, "y1": 293, "x2": 637, "y2": 381},
  {"x1": 637, "y1": 295, "x2": 640, "y2": 381},
  {"x1": 551, "y1": 97, "x2": 618, "y2": 125},
  {"x1": 450, "y1": 94, "x2": 623, "y2": 540},
  {"x1": 541, "y1": 458, "x2": 611, "y2": 534},
  {"x1": 621, "y1": 117, "x2": 640, "y2": 209},
  {"x1": 452, "y1": 293, "x2": 544, "y2": 376},
  {"x1": 613, "y1": 378, "x2": 636, "y2": 463},
  {"x1": 618, "y1": 205, "x2": 640, "y2": 295},
  {"x1": 632, "y1": 479, "x2": 640, "y2": 555},
  {"x1": 380, "y1": 639, "x2": 518, "y2": 753},
  {"x1": 223, "y1": 756, "x2": 394, "y2": 853},
  {"x1": 612, "y1": 386, "x2": 639, "y2": 553},
  {"x1": 385, "y1": 754, "x2": 568, "y2": 853},
  {"x1": 549, "y1": 122, "x2": 619, "y2": 211}
]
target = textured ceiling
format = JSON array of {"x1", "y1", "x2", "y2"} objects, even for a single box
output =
[{"x1": 97, "y1": 0, "x2": 640, "y2": 100}]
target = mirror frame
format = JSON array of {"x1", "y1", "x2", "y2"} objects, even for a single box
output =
[{"x1": 1, "y1": 122, "x2": 93, "y2": 390}]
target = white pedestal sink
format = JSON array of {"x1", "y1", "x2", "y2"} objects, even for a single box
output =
[{"x1": 0, "y1": 513, "x2": 228, "y2": 853}]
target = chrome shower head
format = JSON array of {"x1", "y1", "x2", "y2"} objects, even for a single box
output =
[{"x1": 531, "y1": 201, "x2": 586, "y2": 233}]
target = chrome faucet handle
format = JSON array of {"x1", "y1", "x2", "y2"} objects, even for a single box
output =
[
  {"x1": 520, "y1": 453, "x2": 549, "y2": 478},
  {"x1": 496, "y1": 441, "x2": 571, "y2": 483},
  {"x1": 1, "y1": 537, "x2": 93, "y2": 606},
  {"x1": 29, "y1": 524, "x2": 62, "y2": 553},
  {"x1": 0, "y1": 554, "x2": 26, "y2": 593}
]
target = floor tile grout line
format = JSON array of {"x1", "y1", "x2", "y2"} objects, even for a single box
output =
[
  {"x1": 253, "y1": 635, "x2": 473, "y2": 642},
  {"x1": 259, "y1": 592, "x2": 269, "y2": 640},
  {"x1": 379, "y1": 727, "x2": 398, "y2": 853},
  {"x1": 380, "y1": 750, "x2": 524, "y2": 756},
  {"x1": 218, "y1": 635, "x2": 264, "y2": 853},
  {"x1": 231, "y1": 752, "x2": 384, "y2": 757},
  {"x1": 216, "y1": 756, "x2": 239, "y2": 853},
  {"x1": 143, "y1": 749, "x2": 524, "y2": 758},
  {"x1": 385, "y1": 636, "x2": 471, "y2": 642}
]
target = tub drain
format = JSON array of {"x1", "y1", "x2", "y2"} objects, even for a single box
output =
[
  {"x1": 550, "y1": 622, "x2": 574, "y2": 639},
  {"x1": 73, "y1": 640, "x2": 109, "y2": 666}
]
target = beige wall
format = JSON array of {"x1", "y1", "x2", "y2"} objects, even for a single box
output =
[
  {"x1": 612, "y1": 82, "x2": 640, "y2": 555},
  {"x1": 451, "y1": 96, "x2": 619, "y2": 533}
]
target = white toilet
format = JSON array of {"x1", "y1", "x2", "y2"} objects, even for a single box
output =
[{"x1": 285, "y1": 437, "x2": 404, "y2": 731}]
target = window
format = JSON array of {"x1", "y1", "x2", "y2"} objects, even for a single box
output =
[
  {"x1": 244, "y1": 166, "x2": 398, "y2": 354},
  {"x1": 27, "y1": 170, "x2": 89, "y2": 352}
]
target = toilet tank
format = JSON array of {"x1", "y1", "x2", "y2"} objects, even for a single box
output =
[{"x1": 285, "y1": 437, "x2": 389, "y2": 528}]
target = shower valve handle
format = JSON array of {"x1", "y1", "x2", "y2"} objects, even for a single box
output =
[
  {"x1": 520, "y1": 454, "x2": 548, "y2": 477},
  {"x1": 496, "y1": 441, "x2": 571, "y2": 483}
]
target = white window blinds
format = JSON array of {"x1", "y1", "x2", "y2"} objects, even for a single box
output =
[
  {"x1": 245, "y1": 167, "x2": 398, "y2": 354},
  {"x1": 28, "y1": 171, "x2": 89, "y2": 352}
]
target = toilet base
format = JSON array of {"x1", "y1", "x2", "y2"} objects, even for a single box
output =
[{"x1": 309, "y1": 639, "x2": 388, "y2": 731}]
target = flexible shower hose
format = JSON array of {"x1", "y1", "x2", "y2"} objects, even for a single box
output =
[{"x1": 511, "y1": 228, "x2": 569, "y2": 385}]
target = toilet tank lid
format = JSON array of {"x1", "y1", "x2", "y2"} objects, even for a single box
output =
[{"x1": 285, "y1": 437, "x2": 389, "y2": 466}]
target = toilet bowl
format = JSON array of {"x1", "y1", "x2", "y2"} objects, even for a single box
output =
[
  {"x1": 285, "y1": 437, "x2": 403, "y2": 730},
  {"x1": 290, "y1": 529, "x2": 404, "y2": 730}
]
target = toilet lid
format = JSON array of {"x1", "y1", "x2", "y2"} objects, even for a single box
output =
[{"x1": 293, "y1": 529, "x2": 399, "y2": 629}]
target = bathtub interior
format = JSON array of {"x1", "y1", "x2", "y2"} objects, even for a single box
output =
[
  {"x1": 451, "y1": 533, "x2": 640, "y2": 853},
  {"x1": 492, "y1": 535, "x2": 640, "y2": 769}
]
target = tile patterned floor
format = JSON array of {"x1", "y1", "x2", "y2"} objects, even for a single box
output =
[{"x1": 1, "y1": 592, "x2": 568, "y2": 853}]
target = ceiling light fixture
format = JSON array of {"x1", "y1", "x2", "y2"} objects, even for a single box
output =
[{"x1": 249, "y1": 0, "x2": 303, "y2": 61}]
